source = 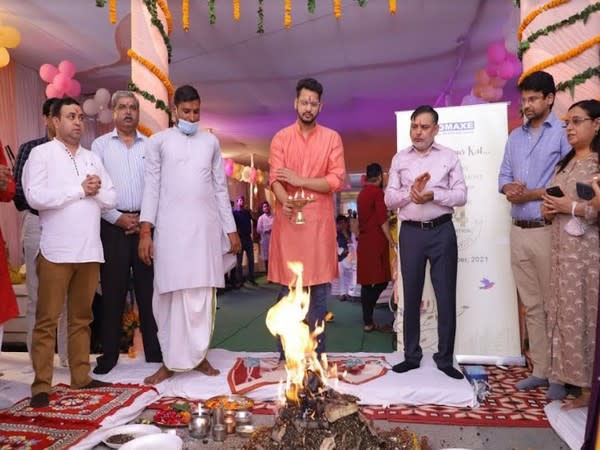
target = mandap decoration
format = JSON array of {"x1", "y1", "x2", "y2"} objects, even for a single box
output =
[
  {"x1": 517, "y1": 0, "x2": 600, "y2": 117},
  {"x1": 97, "y1": 0, "x2": 400, "y2": 34},
  {"x1": 39, "y1": 60, "x2": 82, "y2": 99},
  {"x1": 0, "y1": 23, "x2": 21, "y2": 68}
]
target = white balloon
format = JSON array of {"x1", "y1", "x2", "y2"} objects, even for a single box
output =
[
  {"x1": 83, "y1": 98, "x2": 100, "y2": 116},
  {"x1": 98, "y1": 108, "x2": 113, "y2": 124},
  {"x1": 94, "y1": 88, "x2": 111, "y2": 106}
]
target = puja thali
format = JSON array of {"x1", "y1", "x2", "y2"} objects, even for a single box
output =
[{"x1": 204, "y1": 394, "x2": 254, "y2": 411}]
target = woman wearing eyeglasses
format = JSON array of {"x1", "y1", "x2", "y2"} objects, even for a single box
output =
[{"x1": 541, "y1": 99, "x2": 600, "y2": 406}]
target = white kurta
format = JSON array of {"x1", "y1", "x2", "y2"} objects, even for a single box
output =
[{"x1": 140, "y1": 128, "x2": 237, "y2": 294}]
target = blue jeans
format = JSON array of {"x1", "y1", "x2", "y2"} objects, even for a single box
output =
[{"x1": 276, "y1": 283, "x2": 330, "y2": 360}]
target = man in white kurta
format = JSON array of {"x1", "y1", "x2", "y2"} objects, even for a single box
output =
[{"x1": 139, "y1": 85, "x2": 240, "y2": 384}]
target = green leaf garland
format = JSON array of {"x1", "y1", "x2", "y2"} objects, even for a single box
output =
[
  {"x1": 128, "y1": 80, "x2": 173, "y2": 124},
  {"x1": 257, "y1": 0, "x2": 264, "y2": 33},
  {"x1": 556, "y1": 66, "x2": 600, "y2": 99},
  {"x1": 209, "y1": 0, "x2": 216, "y2": 25},
  {"x1": 307, "y1": 0, "x2": 316, "y2": 13}
]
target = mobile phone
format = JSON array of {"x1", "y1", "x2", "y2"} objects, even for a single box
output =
[
  {"x1": 576, "y1": 181, "x2": 596, "y2": 201},
  {"x1": 546, "y1": 186, "x2": 564, "y2": 197}
]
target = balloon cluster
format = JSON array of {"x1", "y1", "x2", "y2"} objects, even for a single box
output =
[
  {"x1": 0, "y1": 25, "x2": 20, "y2": 68},
  {"x1": 470, "y1": 42, "x2": 522, "y2": 103},
  {"x1": 39, "y1": 60, "x2": 81, "y2": 98},
  {"x1": 224, "y1": 159, "x2": 266, "y2": 184},
  {"x1": 82, "y1": 88, "x2": 113, "y2": 124}
]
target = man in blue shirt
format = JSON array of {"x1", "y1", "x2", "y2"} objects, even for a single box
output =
[
  {"x1": 232, "y1": 195, "x2": 257, "y2": 287},
  {"x1": 498, "y1": 71, "x2": 570, "y2": 397}
]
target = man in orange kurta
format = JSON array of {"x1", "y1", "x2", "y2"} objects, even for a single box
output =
[{"x1": 268, "y1": 78, "x2": 346, "y2": 357}]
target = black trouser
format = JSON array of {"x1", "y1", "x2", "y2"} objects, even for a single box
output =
[
  {"x1": 236, "y1": 237, "x2": 255, "y2": 283},
  {"x1": 361, "y1": 282, "x2": 388, "y2": 326},
  {"x1": 399, "y1": 220, "x2": 457, "y2": 368},
  {"x1": 97, "y1": 220, "x2": 162, "y2": 366}
]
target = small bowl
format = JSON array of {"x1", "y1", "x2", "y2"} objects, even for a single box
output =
[
  {"x1": 236, "y1": 424, "x2": 255, "y2": 438},
  {"x1": 235, "y1": 410, "x2": 252, "y2": 424}
]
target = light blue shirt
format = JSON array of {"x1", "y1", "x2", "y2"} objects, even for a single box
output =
[
  {"x1": 91, "y1": 129, "x2": 146, "y2": 224},
  {"x1": 498, "y1": 112, "x2": 570, "y2": 220}
]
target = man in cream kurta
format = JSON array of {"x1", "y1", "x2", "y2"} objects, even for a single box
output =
[{"x1": 139, "y1": 85, "x2": 240, "y2": 384}]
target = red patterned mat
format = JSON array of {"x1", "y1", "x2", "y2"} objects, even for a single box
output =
[
  {"x1": 0, "y1": 383, "x2": 156, "y2": 426},
  {"x1": 227, "y1": 355, "x2": 389, "y2": 395},
  {"x1": 148, "y1": 366, "x2": 549, "y2": 428},
  {"x1": 0, "y1": 418, "x2": 93, "y2": 450}
]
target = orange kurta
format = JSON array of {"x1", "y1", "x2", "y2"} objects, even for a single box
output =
[{"x1": 268, "y1": 122, "x2": 346, "y2": 286}]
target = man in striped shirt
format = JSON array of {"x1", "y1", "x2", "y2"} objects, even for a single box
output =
[{"x1": 91, "y1": 91, "x2": 162, "y2": 374}]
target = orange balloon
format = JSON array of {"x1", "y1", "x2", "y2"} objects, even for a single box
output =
[
  {"x1": 489, "y1": 77, "x2": 507, "y2": 88},
  {"x1": 473, "y1": 84, "x2": 484, "y2": 98},
  {"x1": 475, "y1": 69, "x2": 490, "y2": 86}
]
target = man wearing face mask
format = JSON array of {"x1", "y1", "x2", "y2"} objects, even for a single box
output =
[{"x1": 138, "y1": 85, "x2": 241, "y2": 385}]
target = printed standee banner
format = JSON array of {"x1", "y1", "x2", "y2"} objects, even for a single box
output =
[{"x1": 394, "y1": 102, "x2": 523, "y2": 365}]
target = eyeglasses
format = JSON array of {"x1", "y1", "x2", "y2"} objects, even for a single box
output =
[
  {"x1": 298, "y1": 99, "x2": 320, "y2": 108},
  {"x1": 562, "y1": 117, "x2": 593, "y2": 128},
  {"x1": 520, "y1": 95, "x2": 545, "y2": 105}
]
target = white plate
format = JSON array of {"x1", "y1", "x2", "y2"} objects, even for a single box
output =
[
  {"x1": 120, "y1": 433, "x2": 183, "y2": 450},
  {"x1": 102, "y1": 424, "x2": 162, "y2": 449}
]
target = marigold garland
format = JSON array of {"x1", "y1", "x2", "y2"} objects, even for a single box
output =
[
  {"x1": 518, "y1": 0, "x2": 570, "y2": 41},
  {"x1": 137, "y1": 123, "x2": 154, "y2": 137},
  {"x1": 156, "y1": 0, "x2": 174, "y2": 34},
  {"x1": 333, "y1": 0, "x2": 341, "y2": 19},
  {"x1": 182, "y1": 0, "x2": 190, "y2": 31},
  {"x1": 518, "y1": 3, "x2": 600, "y2": 60},
  {"x1": 109, "y1": 0, "x2": 117, "y2": 24},
  {"x1": 127, "y1": 48, "x2": 175, "y2": 98},
  {"x1": 518, "y1": 35, "x2": 600, "y2": 84},
  {"x1": 233, "y1": 0, "x2": 240, "y2": 21},
  {"x1": 284, "y1": 0, "x2": 292, "y2": 28},
  {"x1": 389, "y1": 0, "x2": 397, "y2": 15},
  {"x1": 142, "y1": 0, "x2": 172, "y2": 63}
]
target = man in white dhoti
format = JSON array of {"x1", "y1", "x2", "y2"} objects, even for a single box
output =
[{"x1": 138, "y1": 85, "x2": 241, "y2": 384}]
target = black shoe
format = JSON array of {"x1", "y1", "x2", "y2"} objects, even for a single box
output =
[
  {"x1": 30, "y1": 392, "x2": 50, "y2": 408},
  {"x1": 93, "y1": 363, "x2": 116, "y2": 375},
  {"x1": 249, "y1": 280, "x2": 258, "y2": 286},
  {"x1": 438, "y1": 366, "x2": 464, "y2": 379},
  {"x1": 80, "y1": 379, "x2": 111, "y2": 389},
  {"x1": 391, "y1": 361, "x2": 419, "y2": 373}
]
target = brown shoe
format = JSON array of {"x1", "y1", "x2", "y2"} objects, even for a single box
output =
[
  {"x1": 80, "y1": 379, "x2": 111, "y2": 389},
  {"x1": 30, "y1": 392, "x2": 50, "y2": 408}
]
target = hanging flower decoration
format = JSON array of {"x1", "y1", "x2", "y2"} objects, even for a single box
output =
[
  {"x1": 518, "y1": 0, "x2": 570, "y2": 41},
  {"x1": 233, "y1": 0, "x2": 241, "y2": 21},
  {"x1": 389, "y1": 0, "x2": 397, "y2": 15},
  {"x1": 182, "y1": 0, "x2": 190, "y2": 31},
  {"x1": 109, "y1": 0, "x2": 117, "y2": 24},
  {"x1": 284, "y1": 0, "x2": 292, "y2": 28},
  {"x1": 156, "y1": 0, "x2": 174, "y2": 33},
  {"x1": 333, "y1": 0, "x2": 341, "y2": 19},
  {"x1": 209, "y1": 0, "x2": 216, "y2": 25},
  {"x1": 257, "y1": 0, "x2": 264, "y2": 33},
  {"x1": 518, "y1": 35, "x2": 600, "y2": 85},
  {"x1": 308, "y1": 0, "x2": 316, "y2": 13},
  {"x1": 556, "y1": 66, "x2": 600, "y2": 99}
]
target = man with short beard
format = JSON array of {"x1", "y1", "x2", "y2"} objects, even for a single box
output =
[
  {"x1": 268, "y1": 78, "x2": 346, "y2": 359},
  {"x1": 91, "y1": 91, "x2": 162, "y2": 375},
  {"x1": 498, "y1": 71, "x2": 570, "y2": 397}
]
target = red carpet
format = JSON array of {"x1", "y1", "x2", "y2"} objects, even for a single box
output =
[{"x1": 149, "y1": 366, "x2": 549, "y2": 428}]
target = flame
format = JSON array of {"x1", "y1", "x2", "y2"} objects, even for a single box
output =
[{"x1": 265, "y1": 262, "x2": 327, "y2": 404}]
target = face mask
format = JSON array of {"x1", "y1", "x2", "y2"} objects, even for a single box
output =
[{"x1": 177, "y1": 118, "x2": 199, "y2": 135}]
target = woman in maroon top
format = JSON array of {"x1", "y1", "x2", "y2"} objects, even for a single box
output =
[{"x1": 356, "y1": 163, "x2": 393, "y2": 332}]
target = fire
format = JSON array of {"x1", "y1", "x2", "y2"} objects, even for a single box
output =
[{"x1": 266, "y1": 262, "x2": 327, "y2": 404}]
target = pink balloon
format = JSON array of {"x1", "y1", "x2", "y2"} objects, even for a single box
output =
[
  {"x1": 39, "y1": 63, "x2": 58, "y2": 83},
  {"x1": 498, "y1": 60, "x2": 515, "y2": 80},
  {"x1": 490, "y1": 87, "x2": 504, "y2": 102},
  {"x1": 225, "y1": 162, "x2": 234, "y2": 177},
  {"x1": 66, "y1": 79, "x2": 81, "y2": 97},
  {"x1": 58, "y1": 60, "x2": 76, "y2": 78},
  {"x1": 487, "y1": 42, "x2": 507, "y2": 65},
  {"x1": 53, "y1": 73, "x2": 70, "y2": 91},
  {"x1": 45, "y1": 83, "x2": 62, "y2": 99},
  {"x1": 485, "y1": 63, "x2": 500, "y2": 78}
]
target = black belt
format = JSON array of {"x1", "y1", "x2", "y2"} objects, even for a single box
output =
[
  {"x1": 403, "y1": 214, "x2": 452, "y2": 230},
  {"x1": 117, "y1": 209, "x2": 140, "y2": 214},
  {"x1": 513, "y1": 219, "x2": 551, "y2": 229}
]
